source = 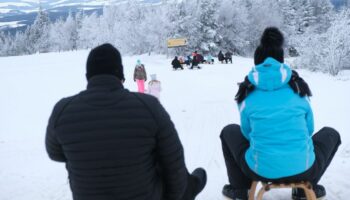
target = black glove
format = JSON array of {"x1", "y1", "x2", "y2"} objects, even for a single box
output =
[
  {"x1": 235, "y1": 76, "x2": 255, "y2": 104},
  {"x1": 288, "y1": 70, "x2": 312, "y2": 97}
]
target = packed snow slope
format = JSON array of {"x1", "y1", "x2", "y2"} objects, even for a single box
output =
[{"x1": 0, "y1": 50, "x2": 349, "y2": 200}]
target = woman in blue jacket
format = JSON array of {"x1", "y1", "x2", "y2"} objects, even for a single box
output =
[{"x1": 220, "y1": 27, "x2": 341, "y2": 200}]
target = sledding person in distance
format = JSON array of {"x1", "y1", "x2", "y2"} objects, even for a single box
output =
[
  {"x1": 133, "y1": 59, "x2": 147, "y2": 93},
  {"x1": 185, "y1": 55, "x2": 192, "y2": 66},
  {"x1": 172, "y1": 56, "x2": 184, "y2": 70},
  {"x1": 190, "y1": 51, "x2": 201, "y2": 69},
  {"x1": 225, "y1": 51, "x2": 233, "y2": 64},
  {"x1": 206, "y1": 54, "x2": 214, "y2": 64},
  {"x1": 220, "y1": 27, "x2": 341, "y2": 200},
  {"x1": 45, "y1": 43, "x2": 207, "y2": 200},
  {"x1": 218, "y1": 50, "x2": 226, "y2": 63},
  {"x1": 178, "y1": 56, "x2": 185, "y2": 64},
  {"x1": 196, "y1": 53, "x2": 204, "y2": 64}
]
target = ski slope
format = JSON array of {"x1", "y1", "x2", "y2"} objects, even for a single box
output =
[{"x1": 0, "y1": 50, "x2": 349, "y2": 200}]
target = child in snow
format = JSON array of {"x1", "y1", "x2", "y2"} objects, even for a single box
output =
[
  {"x1": 147, "y1": 74, "x2": 161, "y2": 99},
  {"x1": 133, "y1": 59, "x2": 147, "y2": 93},
  {"x1": 220, "y1": 27, "x2": 341, "y2": 200}
]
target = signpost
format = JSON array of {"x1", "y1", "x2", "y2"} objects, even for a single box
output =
[
  {"x1": 167, "y1": 38, "x2": 188, "y2": 48},
  {"x1": 167, "y1": 38, "x2": 188, "y2": 58}
]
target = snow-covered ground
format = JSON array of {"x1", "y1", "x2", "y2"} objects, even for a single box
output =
[{"x1": 0, "y1": 50, "x2": 349, "y2": 200}]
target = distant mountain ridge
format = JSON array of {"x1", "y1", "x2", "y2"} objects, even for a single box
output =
[
  {"x1": 0, "y1": 0, "x2": 161, "y2": 32},
  {"x1": 331, "y1": 0, "x2": 349, "y2": 7},
  {"x1": 0, "y1": 0, "x2": 149, "y2": 16}
]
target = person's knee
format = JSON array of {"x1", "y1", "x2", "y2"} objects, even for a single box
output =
[
  {"x1": 220, "y1": 124, "x2": 240, "y2": 140},
  {"x1": 321, "y1": 127, "x2": 342, "y2": 144}
]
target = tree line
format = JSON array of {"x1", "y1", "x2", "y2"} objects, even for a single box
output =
[{"x1": 0, "y1": 0, "x2": 349, "y2": 75}]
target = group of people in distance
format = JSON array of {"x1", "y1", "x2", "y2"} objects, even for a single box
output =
[
  {"x1": 45, "y1": 27, "x2": 341, "y2": 200},
  {"x1": 218, "y1": 50, "x2": 233, "y2": 64},
  {"x1": 171, "y1": 51, "x2": 215, "y2": 70}
]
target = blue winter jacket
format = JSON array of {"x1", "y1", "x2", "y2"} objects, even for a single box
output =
[{"x1": 239, "y1": 57, "x2": 315, "y2": 179}]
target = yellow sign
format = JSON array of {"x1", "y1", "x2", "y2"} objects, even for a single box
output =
[{"x1": 167, "y1": 38, "x2": 188, "y2": 48}]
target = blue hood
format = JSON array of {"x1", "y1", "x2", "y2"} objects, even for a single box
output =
[{"x1": 248, "y1": 57, "x2": 292, "y2": 91}]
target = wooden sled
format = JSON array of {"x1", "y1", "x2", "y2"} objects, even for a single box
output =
[{"x1": 248, "y1": 181, "x2": 317, "y2": 200}]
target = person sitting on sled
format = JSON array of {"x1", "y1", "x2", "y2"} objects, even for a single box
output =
[{"x1": 220, "y1": 27, "x2": 341, "y2": 200}]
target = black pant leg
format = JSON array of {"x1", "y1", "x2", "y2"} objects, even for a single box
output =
[
  {"x1": 156, "y1": 168, "x2": 196, "y2": 200},
  {"x1": 181, "y1": 172, "x2": 204, "y2": 200},
  {"x1": 220, "y1": 124, "x2": 252, "y2": 189},
  {"x1": 311, "y1": 127, "x2": 341, "y2": 185}
]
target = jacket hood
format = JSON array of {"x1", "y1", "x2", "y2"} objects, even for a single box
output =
[{"x1": 248, "y1": 57, "x2": 292, "y2": 91}]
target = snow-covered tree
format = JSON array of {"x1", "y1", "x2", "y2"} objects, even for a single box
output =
[
  {"x1": 293, "y1": 9, "x2": 350, "y2": 75},
  {"x1": 0, "y1": 0, "x2": 347, "y2": 76},
  {"x1": 8, "y1": 31, "x2": 29, "y2": 56},
  {"x1": 78, "y1": 12, "x2": 100, "y2": 49},
  {"x1": 49, "y1": 11, "x2": 80, "y2": 52},
  {"x1": 245, "y1": 0, "x2": 284, "y2": 54},
  {"x1": 166, "y1": 1, "x2": 193, "y2": 55},
  {"x1": 0, "y1": 32, "x2": 8, "y2": 56},
  {"x1": 26, "y1": 8, "x2": 51, "y2": 53},
  {"x1": 195, "y1": 0, "x2": 220, "y2": 53},
  {"x1": 140, "y1": 5, "x2": 169, "y2": 54},
  {"x1": 99, "y1": 5, "x2": 120, "y2": 45},
  {"x1": 323, "y1": 9, "x2": 350, "y2": 75},
  {"x1": 217, "y1": 0, "x2": 249, "y2": 55}
]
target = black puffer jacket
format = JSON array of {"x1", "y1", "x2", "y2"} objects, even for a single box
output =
[{"x1": 46, "y1": 75, "x2": 188, "y2": 200}]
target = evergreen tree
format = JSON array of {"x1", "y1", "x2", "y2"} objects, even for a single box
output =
[
  {"x1": 65, "y1": 12, "x2": 79, "y2": 50},
  {"x1": 0, "y1": 31, "x2": 9, "y2": 56},
  {"x1": 49, "y1": 12, "x2": 78, "y2": 52},
  {"x1": 26, "y1": 7, "x2": 50, "y2": 53},
  {"x1": 310, "y1": 0, "x2": 334, "y2": 33},
  {"x1": 78, "y1": 12, "x2": 100, "y2": 49},
  {"x1": 196, "y1": 0, "x2": 220, "y2": 53},
  {"x1": 217, "y1": 0, "x2": 249, "y2": 55},
  {"x1": 246, "y1": 0, "x2": 283, "y2": 54},
  {"x1": 10, "y1": 31, "x2": 28, "y2": 56},
  {"x1": 293, "y1": 8, "x2": 350, "y2": 75}
]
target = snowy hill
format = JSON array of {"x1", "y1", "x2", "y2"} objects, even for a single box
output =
[{"x1": 0, "y1": 51, "x2": 349, "y2": 200}]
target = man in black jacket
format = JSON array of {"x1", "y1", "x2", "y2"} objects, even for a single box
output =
[
  {"x1": 172, "y1": 56, "x2": 184, "y2": 70},
  {"x1": 45, "y1": 43, "x2": 207, "y2": 200}
]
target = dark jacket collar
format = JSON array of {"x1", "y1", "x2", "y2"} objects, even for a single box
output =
[{"x1": 87, "y1": 75, "x2": 124, "y2": 90}]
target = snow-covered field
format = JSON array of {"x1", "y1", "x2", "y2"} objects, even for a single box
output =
[{"x1": 0, "y1": 50, "x2": 349, "y2": 200}]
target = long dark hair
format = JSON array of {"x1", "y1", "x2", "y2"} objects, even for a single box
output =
[{"x1": 235, "y1": 70, "x2": 312, "y2": 104}]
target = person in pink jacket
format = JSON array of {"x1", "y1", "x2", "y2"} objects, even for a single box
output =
[
  {"x1": 133, "y1": 59, "x2": 147, "y2": 93},
  {"x1": 148, "y1": 74, "x2": 161, "y2": 99}
]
